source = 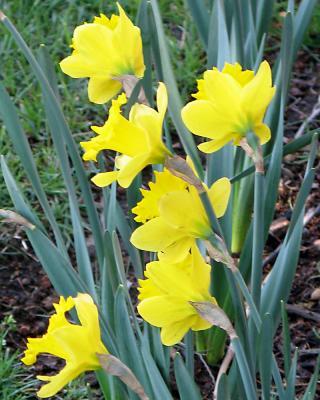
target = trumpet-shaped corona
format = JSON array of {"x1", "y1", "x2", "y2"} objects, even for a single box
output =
[
  {"x1": 138, "y1": 245, "x2": 217, "y2": 346},
  {"x1": 81, "y1": 82, "x2": 171, "y2": 188},
  {"x1": 181, "y1": 61, "x2": 276, "y2": 153},
  {"x1": 21, "y1": 294, "x2": 108, "y2": 398},
  {"x1": 131, "y1": 169, "x2": 230, "y2": 262},
  {"x1": 60, "y1": 3, "x2": 145, "y2": 104}
]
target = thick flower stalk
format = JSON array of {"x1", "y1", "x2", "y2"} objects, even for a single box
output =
[
  {"x1": 131, "y1": 168, "x2": 230, "y2": 262},
  {"x1": 137, "y1": 245, "x2": 217, "y2": 346},
  {"x1": 181, "y1": 61, "x2": 276, "y2": 153},
  {"x1": 21, "y1": 294, "x2": 108, "y2": 398},
  {"x1": 60, "y1": 3, "x2": 145, "y2": 104},
  {"x1": 81, "y1": 82, "x2": 171, "y2": 188}
]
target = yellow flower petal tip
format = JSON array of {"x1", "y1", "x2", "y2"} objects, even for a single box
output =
[
  {"x1": 137, "y1": 245, "x2": 217, "y2": 346},
  {"x1": 130, "y1": 169, "x2": 231, "y2": 263},
  {"x1": 60, "y1": 5, "x2": 145, "y2": 104},
  {"x1": 181, "y1": 60, "x2": 276, "y2": 153},
  {"x1": 21, "y1": 293, "x2": 108, "y2": 398},
  {"x1": 82, "y1": 83, "x2": 171, "y2": 189}
]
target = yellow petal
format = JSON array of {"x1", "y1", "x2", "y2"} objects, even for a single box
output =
[
  {"x1": 207, "y1": 177, "x2": 231, "y2": 218},
  {"x1": 241, "y1": 60, "x2": 275, "y2": 121},
  {"x1": 222, "y1": 63, "x2": 254, "y2": 87},
  {"x1": 88, "y1": 77, "x2": 121, "y2": 104},
  {"x1": 190, "y1": 245, "x2": 212, "y2": 295},
  {"x1": 198, "y1": 136, "x2": 233, "y2": 153},
  {"x1": 112, "y1": 3, "x2": 145, "y2": 77},
  {"x1": 158, "y1": 237, "x2": 194, "y2": 264},
  {"x1": 191, "y1": 316, "x2": 212, "y2": 331},
  {"x1": 137, "y1": 296, "x2": 194, "y2": 327},
  {"x1": 132, "y1": 169, "x2": 187, "y2": 223},
  {"x1": 60, "y1": 24, "x2": 116, "y2": 77},
  {"x1": 130, "y1": 217, "x2": 185, "y2": 252},
  {"x1": 37, "y1": 366, "x2": 80, "y2": 398},
  {"x1": 91, "y1": 171, "x2": 119, "y2": 187},
  {"x1": 254, "y1": 123, "x2": 271, "y2": 145},
  {"x1": 117, "y1": 153, "x2": 150, "y2": 188},
  {"x1": 156, "y1": 82, "x2": 168, "y2": 120},
  {"x1": 159, "y1": 190, "x2": 211, "y2": 238},
  {"x1": 181, "y1": 100, "x2": 232, "y2": 139},
  {"x1": 160, "y1": 316, "x2": 196, "y2": 346}
]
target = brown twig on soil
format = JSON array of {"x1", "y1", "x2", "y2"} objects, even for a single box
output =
[
  {"x1": 285, "y1": 304, "x2": 320, "y2": 323},
  {"x1": 213, "y1": 345, "x2": 234, "y2": 399},
  {"x1": 295, "y1": 96, "x2": 320, "y2": 138}
]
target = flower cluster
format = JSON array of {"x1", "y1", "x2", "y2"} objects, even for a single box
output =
[{"x1": 23, "y1": 3, "x2": 276, "y2": 397}]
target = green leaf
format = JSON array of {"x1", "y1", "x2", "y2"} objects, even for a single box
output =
[
  {"x1": 281, "y1": 301, "x2": 291, "y2": 378},
  {"x1": 185, "y1": 0, "x2": 209, "y2": 48},
  {"x1": 173, "y1": 353, "x2": 201, "y2": 400},
  {"x1": 140, "y1": 336, "x2": 172, "y2": 400},
  {"x1": 302, "y1": 355, "x2": 320, "y2": 400},
  {"x1": 284, "y1": 348, "x2": 298, "y2": 400},
  {"x1": 0, "y1": 82, "x2": 67, "y2": 257},
  {"x1": 259, "y1": 313, "x2": 273, "y2": 400},
  {"x1": 207, "y1": 0, "x2": 231, "y2": 68},
  {"x1": 114, "y1": 286, "x2": 152, "y2": 400},
  {"x1": 216, "y1": 373, "x2": 231, "y2": 400}
]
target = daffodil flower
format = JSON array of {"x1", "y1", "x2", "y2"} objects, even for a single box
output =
[
  {"x1": 81, "y1": 82, "x2": 171, "y2": 188},
  {"x1": 130, "y1": 169, "x2": 230, "y2": 262},
  {"x1": 181, "y1": 61, "x2": 276, "y2": 153},
  {"x1": 138, "y1": 245, "x2": 217, "y2": 346},
  {"x1": 21, "y1": 294, "x2": 108, "y2": 398},
  {"x1": 60, "y1": 3, "x2": 145, "y2": 104}
]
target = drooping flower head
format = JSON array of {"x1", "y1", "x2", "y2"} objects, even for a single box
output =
[
  {"x1": 131, "y1": 168, "x2": 230, "y2": 262},
  {"x1": 181, "y1": 61, "x2": 276, "y2": 153},
  {"x1": 60, "y1": 3, "x2": 145, "y2": 104},
  {"x1": 138, "y1": 245, "x2": 217, "y2": 346},
  {"x1": 21, "y1": 294, "x2": 108, "y2": 398},
  {"x1": 81, "y1": 82, "x2": 171, "y2": 188}
]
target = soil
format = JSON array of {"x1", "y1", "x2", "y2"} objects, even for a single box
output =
[{"x1": 1, "y1": 47, "x2": 320, "y2": 400}]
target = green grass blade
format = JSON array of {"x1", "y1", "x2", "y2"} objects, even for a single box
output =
[
  {"x1": 256, "y1": 0, "x2": 275, "y2": 43},
  {"x1": 173, "y1": 353, "x2": 202, "y2": 400},
  {"x1": 149, "y1": 0, "x2": 204, "y2": 180},
  {"x1": 1, "y1": 14, "x2": 104, "y2": 268}
]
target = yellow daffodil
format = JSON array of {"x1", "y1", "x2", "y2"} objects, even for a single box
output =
[
  {"x1": 181, "y1": 61, "x2": 276, "y2": 153},
  {"x1": 60, "y1": 3, "x2": 145, "y2": 104},
  {"x1": 138, "y1": 245, "x2": 217, "y2": 346},
  {"x1": 81, "y1": 82, "x2": 171, "y2": 188},
  {"x1": 21, "y1": 294, "x2": 108, "y2": 398},
  {"x1": 131, "y1": 169, "x2": 230, "y2": 262}
]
